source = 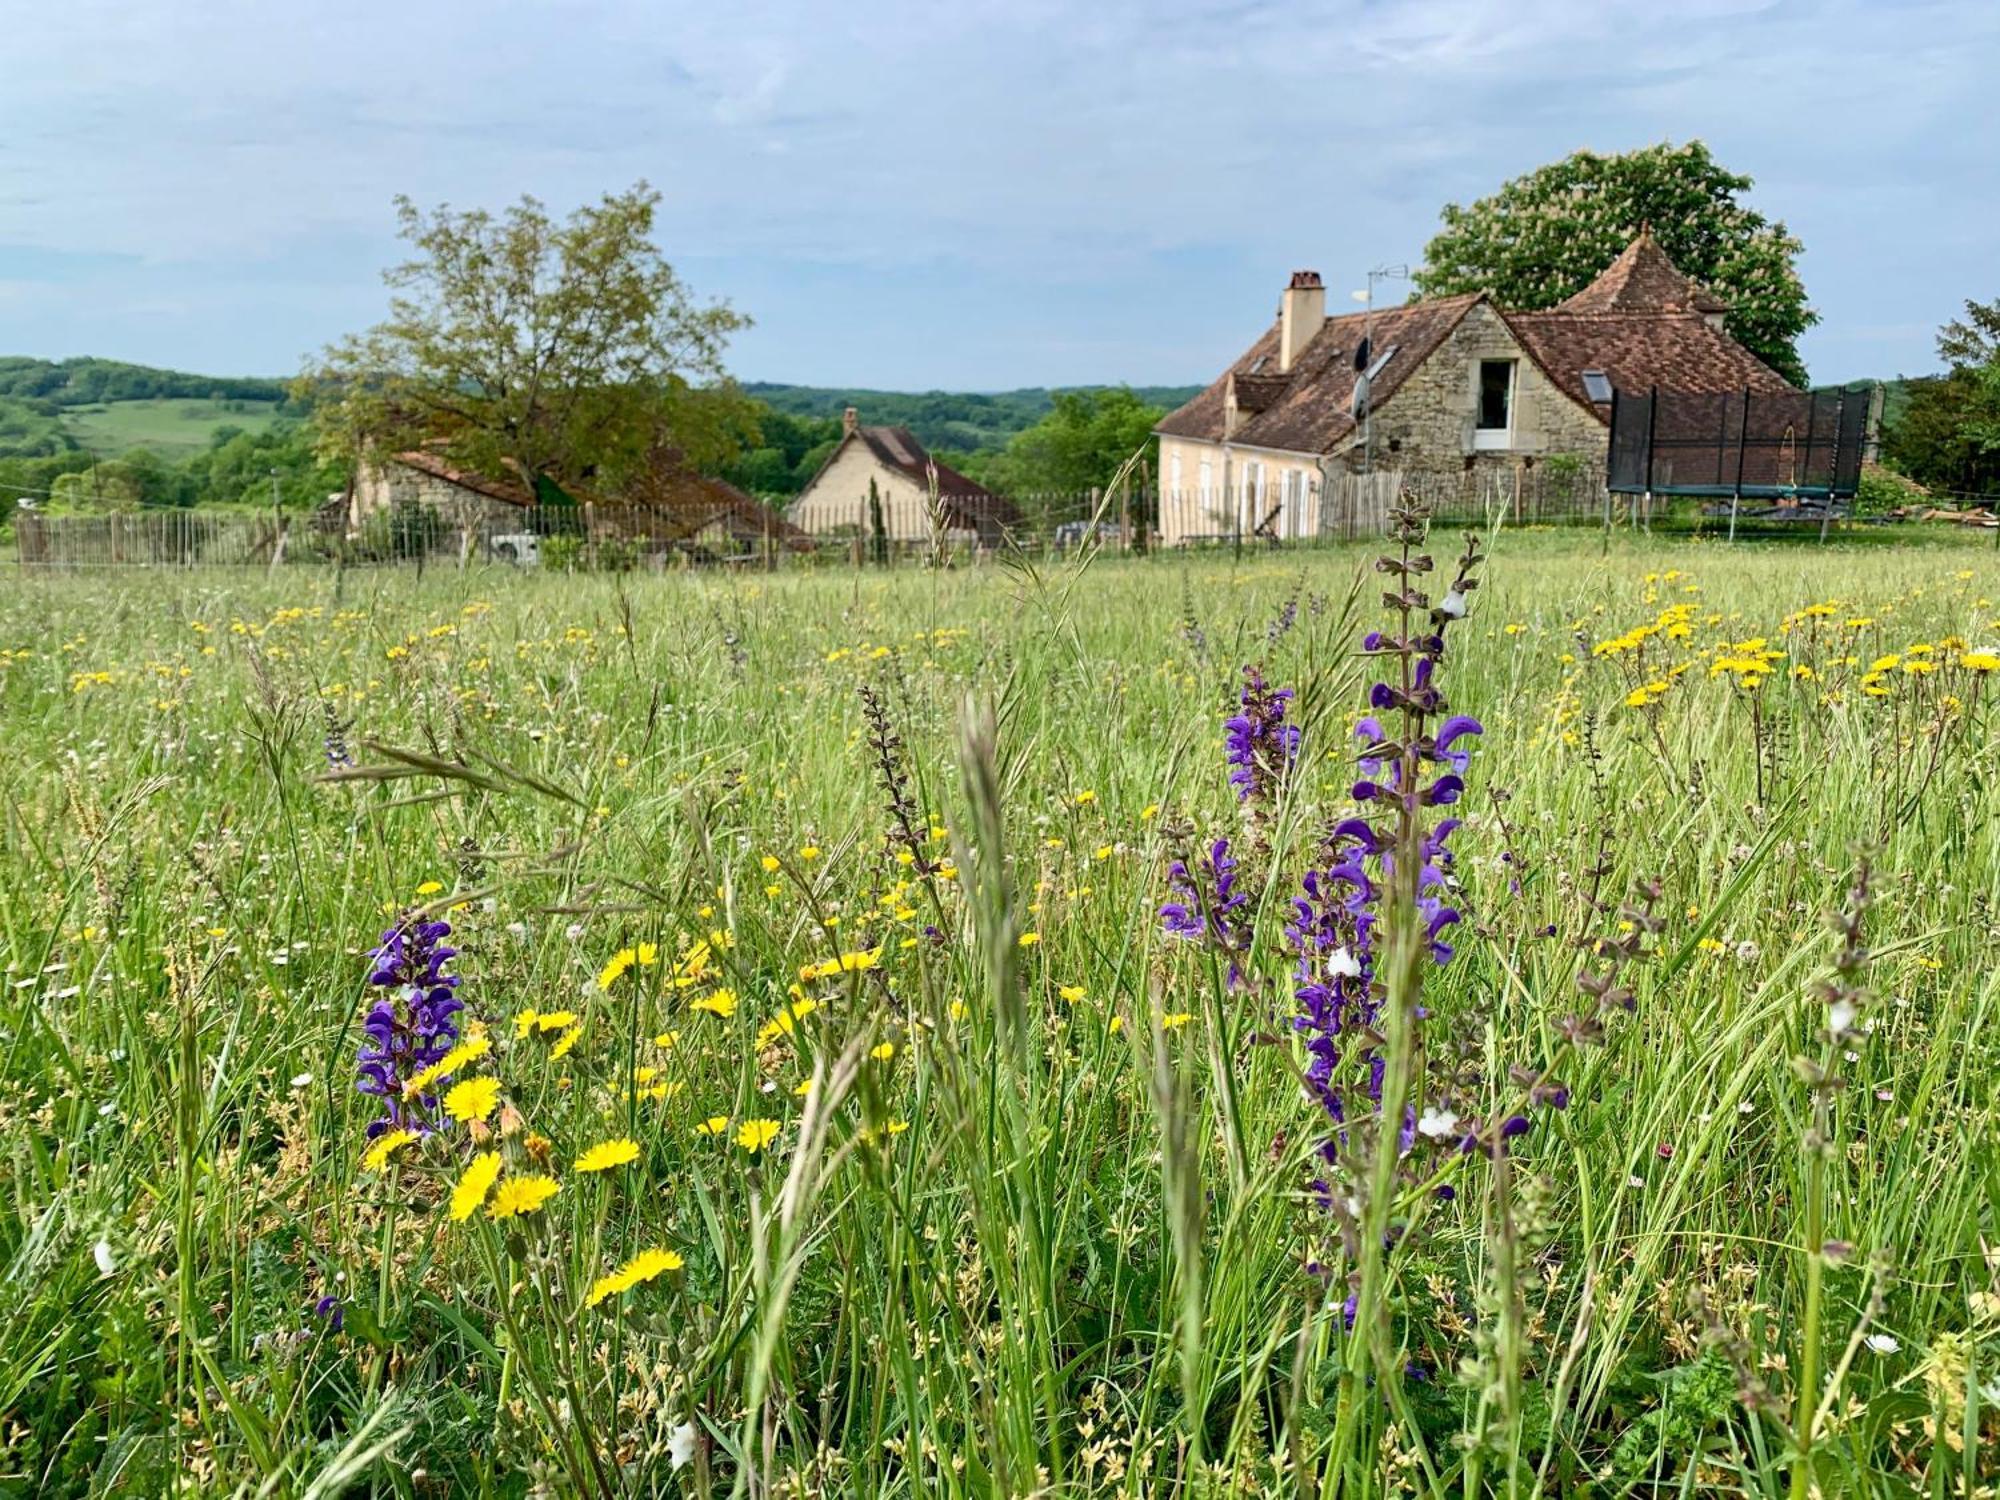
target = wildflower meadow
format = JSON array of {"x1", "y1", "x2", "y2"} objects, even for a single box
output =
[{"x1": 2, "y1": 525, "x2": 1997, "y2": 1497}]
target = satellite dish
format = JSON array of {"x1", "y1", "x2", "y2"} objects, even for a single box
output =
[
  {"x1": 1351, "y1": 372, "x2": 1370, "y2": 420},
  {"x1": 1353, "y1": 336, "x2": 1372, "y2": 373}
]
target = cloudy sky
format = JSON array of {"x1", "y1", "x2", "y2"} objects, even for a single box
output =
[{"x1": 2, "y1": 0, "x2": 1993, "y2": 390}]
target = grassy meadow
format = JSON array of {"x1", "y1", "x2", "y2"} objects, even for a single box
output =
[
  {"x1": 60, "y1": 397, "x2": 286, "y2": 458},
  {"x1": 1, "y1": 529, "x2": 1996, "y2": 1497}
]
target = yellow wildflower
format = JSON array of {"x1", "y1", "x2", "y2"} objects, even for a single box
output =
[
  {"x1": 443, "y1": 1076, "x2": 502, "y2": 1124},
  {"x1": 488, "y1": 1174, "x2": 560, "y2": 1220},
  {"x1": 691, "y1": 989, "x2": 738, "y2": 1018},
  {"x1": 735, "y1": 1119, "x2": 781, "y2": 1153},
  {"x1": 362, "y1": 1129, "x2": 419, "y2": 1171},
  {"x1": 584, "y1": 1246, "x2": 685, "y2": 1308},
  {"x1": 449, "y1": 1152, "x2": 504, "y2": 1221},
  {"x1": 574, "y1": 1138, "x2": 641, "y2": 1174}
]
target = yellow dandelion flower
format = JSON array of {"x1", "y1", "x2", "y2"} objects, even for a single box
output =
[
  {"x1": 362, "y1": 1128, "x2": 420, "y2": 1171},
  {"x1": 792, "y1": 1078, "x2": 814, "y2": 1096},
  {"x1": 691, "y1": 989, "x2": 738, "y2": 1018},
  {"x1": 585, "y1": 1246, "x2": 686, "y2": 1308},
  {"x1": 653, "y1": 1029, "x2": 681, "y2": 1049},
  {"x1": 488, "y1": 1174, "x2": 560, "y2": 1220},
  {"x1": 414, "y1": 880, "x2": 444, "y2": 897},
  {"x1": 551, "y1": 1026, "x2": 582, "y2": 1060},
  {"x1": 1161, "y1": 1012, "x2": 1194, "y2": 1030},
  {"x1": 735, "y1": 1118, "x2": 781, "y2": 1153},
  {"x1": 598, "y1": 949, "x2": 637, "y2": 990},
  {"x1": 574, "y1": 1138, "x2": 641, "y2": 1174},
  {"x1": 870, "y1": 1041, "x2": 897, "y2": 1061},
  {"x1": 798, "y1": 845, "x2": 822, "y2": 861},
  {"x1": 761, "y1": 855, "x2": 781, "y2": 873},
  {"x1": 449, "y1": 1151, "x2": 504, "y2": 1221},
  {"x1": 443, "y1": 1076, "x2": 502, "y2": 1124},
  {"x1": 535, "y1": 1010, "x2": 577, "y2": 1033},
  {"x1": 756, "y1": 997, "x2": 820, "y2": 1046},
  {"x1": 694, "y1": 1115, "x2": 731, "y2": 1137},
  {"x1": 1058, "y1": 985, "x2": 1086, "y2": 1003},
  {"x1": 513, "y1": 1008, "x2": 540, "y2": 1039},
  {"x1": 403, "y1": 1034, "x2": 492, "y2": 1097},
  {"x1": 636, "y1": 942, "x2": 659, "y2": 967},
  {"x1": 1018, "y1": 932, "x2": 1040, "y2": 947}
]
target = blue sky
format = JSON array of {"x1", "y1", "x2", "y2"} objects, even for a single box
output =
[{"x1": 2, "y1": 0, "x2": 1994, "y2": 390}]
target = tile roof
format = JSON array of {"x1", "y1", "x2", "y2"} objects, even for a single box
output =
[
  {"x1": 1556, "y1": 229, "x2": 1731, "y2": 316},
  {"x1": 391, "y1": 449, "x2": 537, "y2": 507},
  {"x1": 1154, "y1": 293, "x2": 1485, "y2": 455},
  {"x1": 618, "y1": 466, "x2": 815, "y2": 548},
  {"x1": 1507, "y1": 310, "x2": 1792, "y2": 417}
]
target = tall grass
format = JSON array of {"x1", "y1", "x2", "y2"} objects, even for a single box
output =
[{"x1": 0, "y1": 528, "x2": 1994, "y2": 1496}]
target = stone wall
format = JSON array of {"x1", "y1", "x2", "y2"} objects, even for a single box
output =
[
  {"x1": 1339, "y1": 303, "x2": 1607, "y2": 478},
  {"x1": 349, "y1": 464, "x2": 523, "y2": 533}
]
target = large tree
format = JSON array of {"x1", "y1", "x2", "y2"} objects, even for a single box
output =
[
  {"x1": 1881, "y1": 295, "x2": 2000, "y2": 496},
  {"x1": 302, "y1": 183, "x2": 755, "y2": 493},
  {"x1": 962, "y1": 388, "x2": 1164, "y2": 496},
  {"x1": 1413, "y1": 142, "x2": 1815, "y2": 385}
]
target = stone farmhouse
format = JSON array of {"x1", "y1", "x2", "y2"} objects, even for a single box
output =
[
  {"x1": 787, "y1": 408, "x2": 1022, "y2": 545},
  {"x1": 1154, "y1": 232, "x2": 1792, "y2": 543}
]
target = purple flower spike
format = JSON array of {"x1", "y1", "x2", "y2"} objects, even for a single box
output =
[{"x1": 356, "y1": 915, "x2": 463, "y2": 1137}]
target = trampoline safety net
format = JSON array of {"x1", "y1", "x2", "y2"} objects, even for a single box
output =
[{"x1": 1607, "y1": 386, "x2": 1868, "y2": 498}]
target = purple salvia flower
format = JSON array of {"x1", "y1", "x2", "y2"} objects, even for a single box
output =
[
  {"x1": 1160, "y1": 837, "x2": 1254, "y2": 987},
  {"x1": 1224, "y1": 666, "x2": 1301, "y2": 805},
  {"x1": 356, "y1": 916, "x2": 463, "y2": 1138}
]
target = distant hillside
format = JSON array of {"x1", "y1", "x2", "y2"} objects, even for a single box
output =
[
  {"x1": 0, "y1": 356, "x2": 290, "y2": 407},
  {"x1": 743, "y1": 382, "x2": 1202, "y2": 454},
  {"x1": 0, "y1": 356, "x2": 296, "y2": 463}
]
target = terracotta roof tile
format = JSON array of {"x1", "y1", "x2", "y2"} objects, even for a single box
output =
[
  {"x1": 1155, "y1": 293, "x2": 1485, "y2": 455},
  {"x1": 1556, "y1": 230, "x2": 1730, "y2": 316},
  {"x1": 1506, "y1": 311, "x2": 1791, "y2": 418}
]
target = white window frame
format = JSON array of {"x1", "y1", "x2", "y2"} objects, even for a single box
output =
[
  {"x1": 1198, "y1": 458, "x2": 1213, "y2": 504},
  {"x1": 1475, "y1": 359, "x2": 1516, "y2": 451}
]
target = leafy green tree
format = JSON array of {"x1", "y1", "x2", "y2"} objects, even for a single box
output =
[
  {"x1": 302, "y1": 183, "x2": 756, "y2": 495},
  {"x1": 1881, "y1": 295, "x2": 2000, "y2": 496},
  {"x1": 970, "y1": 388, "x2": 1164, "y2": 496},
  {"x1": 49, "y1": 461, "x2": 149, "y2": 513},
  {"x1": 1414, "y1": 142, "x2": 1815, "y2": 385}
]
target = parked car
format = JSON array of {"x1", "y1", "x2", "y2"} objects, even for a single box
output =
[
  {"x1": 488, "y1": 532, "x2": 541, "y2": 566},
  {"x1": 1052, "y1": 520, "x2": 1123, "y2": 549}
]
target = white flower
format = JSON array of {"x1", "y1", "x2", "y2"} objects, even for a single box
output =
[
  {"x1": 668, "y1": 1421, "x2": 698, "y2": 1471},
  {"x1": 1864, "y1": 1333, "x2": 1900, "y2": 1355},
  {"x1": 1827, "y1": 998, "x2": 1857, "y2": 1034},
  {"x1": 92, "y1": 1239, "x2": 116, "y2": 1277},
  {"x1": 290, "y1": 1073, "x2": 313, "y2": 1089},
  {"x1": 1438, "y1": 590, "x2": 1468, "y2": 619},
  {"x1": 1327, "y1": 947, "x2": 1361, "y2": 980},
  {"x1": 564, "y1": 922, "x2": 585, "y2": 941},
  {"x1": 1416, "y1": 1107, "x2": 1459, "y2": 1140}
]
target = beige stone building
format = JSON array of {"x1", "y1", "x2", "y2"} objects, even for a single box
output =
[
  {"x1": 787, "y1": 409, "x2": 1021, "y2": 544},
  {"x1": 1154, "y1": 233, "x2": 1793, "y2": 543}
]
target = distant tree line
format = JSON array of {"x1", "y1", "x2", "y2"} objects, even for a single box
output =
[
  {"x1": 1880, "y1": 296, "x2": 2000, "y2": 497},
  {"x1": 0, "y1": 356, "x2": 293, "y2": 407}
]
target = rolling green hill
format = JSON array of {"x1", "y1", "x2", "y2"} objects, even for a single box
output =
[{"x1": 60, "y1": 397, "x2": 286, "y2": 458}]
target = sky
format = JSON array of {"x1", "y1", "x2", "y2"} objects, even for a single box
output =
[{"x1": 2, "y1": 0, "x2": 1994, "y2": 391}]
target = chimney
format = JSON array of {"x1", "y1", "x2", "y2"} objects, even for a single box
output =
[
  {"x1": 1279, "y1": 270, "x2": 1324, "y2": 374},
  {"x1": 842, "y1": 406, "x2": 859, "y2": 437}
]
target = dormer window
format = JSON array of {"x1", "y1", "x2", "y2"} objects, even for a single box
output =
[
  {"x1": 1365, "y1": 344, "x2": 1399, "y2": 381},
  {"x1": 1581, "y1": 369, "x2": 1613, "y2": 404}
]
